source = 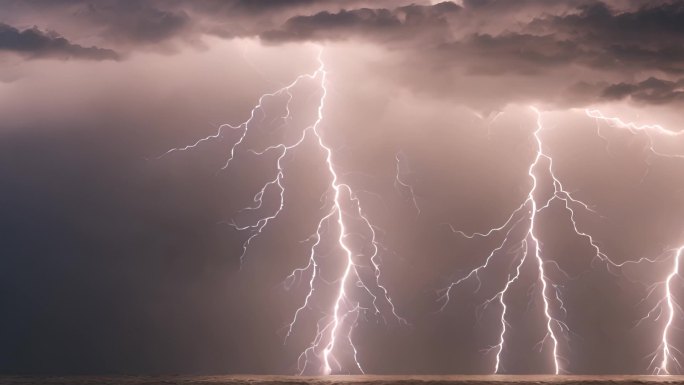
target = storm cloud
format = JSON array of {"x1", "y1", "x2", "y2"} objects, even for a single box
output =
[
  {"x1": 602, "y1": 77, "x2": 684, "y2": 104},
  {"x1": 0, "y1": 22, "x2": 118, "y2": 60},
  {"x1": 3, "y1": 0, "x2": 684, "y2": 107}
]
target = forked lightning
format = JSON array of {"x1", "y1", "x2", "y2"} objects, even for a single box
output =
[{"x1": 163, "y1": 50, "x2": 404, "y2": 375}]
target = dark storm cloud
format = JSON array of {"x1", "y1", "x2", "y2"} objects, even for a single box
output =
[
  {"x1": 5, "y1": 0, "x2": 684, "y2": 106},
  {"x1": 5, "y1": 0, "x2": 684, "y2": 69},
  {"x1": 183, "y1": 0, "x2": 428, "y2": 40},
  {"x1": 248, "y1": 0, "x2": 684, "y2": 107},
  {"x1": 0, "y1": 22, "x2": 118, "y2": 60},
  {"x1": 81, "y1": 2, "x2": 191, "y2": 45},
  {"x1": 187, "y1": 0, "x2": 423, "y2": 16},
  {"x1": 529, "y1": 1, "x2": 684, "y2": 74},
  {"x1": 260, "y1": 3, "x2": 461, "y2": 43},
  {"x1": 542, "y1": 1, "x2": 684, "y2": 43},
  {"x1": 221, "y1": 0, "x2": 406, "y2": 14},
  {"x1": 602, "y1": 77, "x2": 684, "y2": 104},
  {"x1": 436, "y1": 33, "x2": 584, "y2": 75},
  {"x1": 0, "y1": 0, "x2": 426, "y2": 43},
  {"x1": 261, "y1": 0, "x2": 684, "y2": 74}
]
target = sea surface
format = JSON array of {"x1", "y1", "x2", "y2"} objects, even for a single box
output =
[{"x1": 2, "y1": 375, "x2": 684, "y2": 385}]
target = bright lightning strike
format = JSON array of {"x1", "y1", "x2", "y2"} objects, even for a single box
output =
[
  {"x1": 587, "y1": 109, "x2": 684, "y2": 375},
  {"x1": 440, "y1": 107, "x2": 626, "y2": 374},
  {"x1": 651, "y1": 246, "x2": 684, "y2": 374},
  {"x1": 482, "y1": 239, "x2": 528, "y2": 373},
  {"x1": 634, "y1": 246, "x2": 684, "y2": 375},
  {"x1": 585, "y1": 109, "x2": 684, "y2": 138},
  {"x1": 163, "y1": 49, "x2": 403, "y2": 375},
  {"x1": 288, "y1": 53, "x2": 405, "y2": 375},
  {"x1": 585, "y1": 109, "x2": 684, "y2": 161}
]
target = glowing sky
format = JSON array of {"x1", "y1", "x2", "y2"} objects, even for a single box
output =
[{"x1": 1, "y1": 0, "x2": 683, "y2": 376}]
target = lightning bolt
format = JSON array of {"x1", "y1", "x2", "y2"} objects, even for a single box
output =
[
  {"x1": 587, "y1": 109, "x2": 684, "y2": 375},
  {"x1": 287, "y1": 53, "x2": 406, "y2": 375},
  {"x1": 482, "y1": 239, "x2": 528, "y2": 374},
  {"x1": 163, "y1": 49, "x2": 403, "y2": 375},
  {"x1": 440, "y1": 107, "x2": 627, "y2": 374},
  {"x1": 585, "y1": 109, "x2": 684, "y2": 147},
  {"x1": 440, "y1": 106, "x2": 684, "y2": 374},
  {"x1": 650, "y1": 246, "x2": 684, "y2": 374}
]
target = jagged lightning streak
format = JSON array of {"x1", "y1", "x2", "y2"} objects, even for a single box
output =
[
  {"x1": 585, "y1": 109, "x2": 684, "y2": 160},
  {"x1": 440, "y1": 107, "x2": 623, "y2": 374},
  {"x1": 586, "y1": 109, "x2": 684, "y2": 375},
  {"x1": 163, "y1": 50, "x2": 403, "y2": 375},
  {"x1": 287, "y1": 56, "x2": 405, "y2": 375},
  {"x1": 633, "y1": 245, "x2": 684, "y2": 375},
  {"x1": 527, "y1": 110, "x2": 561, "y2": 375},
  {"x1": 652, "y1": 246, "x2": 683, "y2": 374},
  {"x1": 160, "y1": 68, "x2": 312, "y2": 264},
  {"x1": 482, "y1": 240, "x2": 528, "y2": 374}
]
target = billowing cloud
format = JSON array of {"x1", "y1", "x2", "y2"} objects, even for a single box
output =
[
  {"x1": 260, "y1": 3, "x2": 461, "y2": 44},
  {"x1": 529, "y1": 1, "x2": 684, "y2": 74},
  {"x1": 82, "y1": 2, "x2": 191, "y2": 45},
  {"x1": 602, "y1": 77, "x2": 684, "y2": 104},
  {"x1": 3, "y1": 0, "x2": 684, "y2": 107},
  {"x1": 0, "y1": 22, "x2": 118, "y2": 60}
]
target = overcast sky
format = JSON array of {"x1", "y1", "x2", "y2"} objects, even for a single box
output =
[{"x1": 1, "y1": 0, "x2": 684, "y2": 376}]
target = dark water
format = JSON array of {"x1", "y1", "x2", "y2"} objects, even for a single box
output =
[{"x1": 2, "y1": 376, "x2": 684, "y2": 385}]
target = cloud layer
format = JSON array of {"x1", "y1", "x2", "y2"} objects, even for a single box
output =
[
  {"x1": 2, "y1": 0, "x2": 684, "y2": 107},
  {"x1": 0, "y1": 22, "x2": 118, "y2": 60}
]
